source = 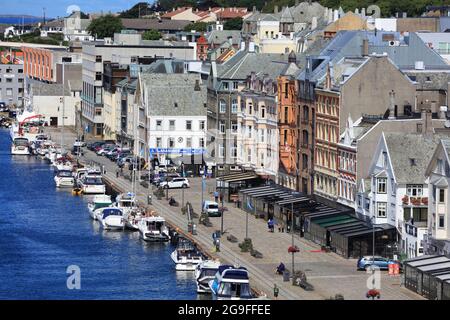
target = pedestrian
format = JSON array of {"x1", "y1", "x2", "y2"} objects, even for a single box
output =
[
  {"x1": 116, "y1": 169, "x2": 119, "y2": 178},
  {"x1": 214, "y1": 191, "x2": 219, "y2": 202},
  {"x1": 273, "y1": 284, "x2": 279, "y2": 299}
]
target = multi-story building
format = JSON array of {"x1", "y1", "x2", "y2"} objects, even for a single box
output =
[
  {"x1": 80, "y1": 32, "x2": 195, "y2": 137},
  {"x1": 236, "y1": 71, "x2": 279, "y2": 178},
  {"x1": 424, "y1": 139, "x2": 450, "y2": 256},
  {"x1": 0, "y1": 63, "x2": 25, "y2": 108},
  {"x1": 207, "y1": 44, "x2": 293, "y2": 175},
  {"x1": 362, "y1": 132, "x2": 440, "y2": 259},
  {"x1": 64, "y1": 11, "x2": 93, "y2": 42},
  {"x1": 297, "y1": 30, "x2": 450, "y2": 197},
  {"x1": 137, "y1": 73, "x2": 207, "y2": 166},
  {"x1": 277, "y1": 52, "x2": 300, "y2": 190}
]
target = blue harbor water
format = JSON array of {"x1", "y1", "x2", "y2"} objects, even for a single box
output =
[{"x1": 0, "y1": 129, "x2": 197, "y2": 299}]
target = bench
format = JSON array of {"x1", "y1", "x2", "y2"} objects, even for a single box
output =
[
  {"x1": 250, "y1": 249, "x2": 263, "y2": 259},
  {"x1": 227, "y1": 234, "x2": 238, "y2": 243}
]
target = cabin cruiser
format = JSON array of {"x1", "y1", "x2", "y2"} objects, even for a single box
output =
[
  {"x1": 115, "y1": 192, "x2": 141, "y2": 230},
  {"x1": 11, "y1": 137, "x2": 30, "y2": 155},
  {"x1": 54, "y1": 170, "x2": 75, "y2": 188},
  {"x1": 88, "y1": 194, "x2": 113, "y2": 220},
  {"x1": 138, "y1": 216, "x2": 170, "y2": 242},
  {"x1": 96, "y1": 207, "x2": 124, "y2": 230},
  {"x1": 170, "y1": 238, "x2": 204, "y2": 271},
  {"x1": 209, "y1": 265, "x2": 252, "y2": 300},
  {"x1": 78, "y1": 172, "x2": 105, "y2": 194},
  {"x1": 195, "y1": 260, "x2": 221, "y2": 293}
]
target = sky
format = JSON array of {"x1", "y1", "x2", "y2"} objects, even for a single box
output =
[{"x1": 0, "y1": 0, "x2": 151, "y2": 18}]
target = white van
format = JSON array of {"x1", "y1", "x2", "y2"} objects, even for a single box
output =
[{"x1": 203, "y1": 201, "x2": 220, "y2": 217}]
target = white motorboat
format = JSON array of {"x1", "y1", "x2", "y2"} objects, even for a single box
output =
[
  {"x1": 11, "y1": 137, "x2": 30, "y2": 155},
  {"x1": 115, "y1": 192, "x2": 138, "y2": 215},
  {"x1": 54, "y1": 169, "x2": 75, "y2": 188},
  {"x1": 208, "y1": 265, "x2": 253, "y2": 300},
  {"x1": 88, "y1": 194, "x2": 113, "y2": 220},
  {"x1": 170, "y1": 238, "x2": 204, "y2": 271},
  {"x1": 78, "y1": 171, "x2": 105, "y2": 194},
  {"x1": 96, "y1": 207, "x2": 125, "y2": 230},
  {"x1": 195, "y1": 260, "x2": 221, "y2": 293},
  {"x1": 138, "y1": 216, "x2": 170, "y2": 242}
]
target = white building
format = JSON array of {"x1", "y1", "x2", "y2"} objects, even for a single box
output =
[
  {"x1": 64, "y1": 11, "x2": 93, "y2": 42},
  {"x1": 137, "y1": 73, "x2": 207, "y2": 165},
  {"x1": 424, "y1": 139, "x2": 450, "y2": 256},
  {"x1": 358, "y1": 132, "x2": 439, "y2": 258}
]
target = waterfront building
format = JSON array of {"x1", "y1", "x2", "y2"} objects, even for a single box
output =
[
  {"x1": 137, "y1": 73, "x2": 207, "y2": 166},
  {"x1": 424, "y1": 139, "x2": 450, "y2": 256},
  {"x1": 80, "y1": 31, "x2": 195, "y2": 138},
  {"x1": 0, "y1": 63, "x2": 24, "y2": 108},
  {"x1": 362, "y1": 132, "x2": 440, "y2": 259}
]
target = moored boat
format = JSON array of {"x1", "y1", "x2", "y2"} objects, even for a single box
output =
[
  {"x1": 195, "y1": 260, "x2": 221, "y2": 293},
  {"x1": 88, "y1": 194, "x2": 113, "y2": 220},
  {"x1": 170, "y1": 238, "x2": 204, "y2": 271},
  {"x1": 54, "y1": 169, "x2": 75, "y2": 188},
  {"x1": 11, "y1": 137, "x2": 30, "y2": 155},
  {"x1": 96, "y1": 207, "x2": 124, "y2": 230},
  {"x1": 138, "y1": 216, "x2": 170, "y2": 242},
  {"x1": 209, "y1": 265, "x2": 253, "y2": 300}
]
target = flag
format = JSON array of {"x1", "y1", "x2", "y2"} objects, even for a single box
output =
[{"x1": 247, "y1": 199, "x2": 254, "y2": 211}]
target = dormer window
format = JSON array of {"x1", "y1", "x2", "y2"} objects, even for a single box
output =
[{"x1": 409, "y1": 158, "x2": 416, "y2": 166}]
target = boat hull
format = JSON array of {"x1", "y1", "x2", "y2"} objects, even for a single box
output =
[
  {"x1": 55, "y1": 177, "x2": 75, "y2": 188},
  {"x1": 81, "y1": 185, "x2": 106, "y2": 194},
  {"x1": 11, "y1": 146, "x2": 30, "y2": 155},
  {"x1": 100, "y1": 216, "x2": 124, "y2": 230}
]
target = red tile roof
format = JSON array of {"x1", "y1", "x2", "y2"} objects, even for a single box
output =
[{"x1": 161, "y1": 7, "x2": 192, "y2": 18}]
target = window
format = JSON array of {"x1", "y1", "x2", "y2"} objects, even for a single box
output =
[
  {"x1": 95, "y1": 72, "x2": 102, "y2": 81},
  {"x1": 174, "y1": 102, "x2": 178, "y2": 108},
  {"x1": 156, "y1": 120, "x2": 162, "y2": 130},
  {"x1": 231, "y1": 121, "x2": 238, "y2": 133},
  {"x1": 377, "y1": 178, "x2": 387, "y2": 194},
  {"x1": 377, "y1": 202, "x2": 387, "y2": 218},
  {"x1": 168, "y1": 137, "x2": 175, "y2": 148},
  {"x1": 6, "y1": 88, "x2": 12, "y2": 96},
  {"x1": 95, "y1": 109, "x2": 102, "y2": 116},
  {"x1": 156, "y1": 137, "x2": 162, "y2": 147},
  {"x1": 407, "y1": 185, "x2": 423, "y2": 197},
  {"x1": 302, "y1": 154, "x2": 308, "y2": 170},
  {"x1": 233, "y1": 82, "x2": 238, "y2": 90},
  {"x1": 248, "y1": 125, "x2": 252, "y2": 138},
  {"x1": 169, "y1": 120, "x2": 175, "y2": 131},
  {"x1": 199, "y1": 120, "x2": 205, "y2": 130},
  {"x1": 186, "y1": 120, "x2": 192, "y2": 130},
  {"x1": 231, "y1": 143, "x2": 237, "y2": 158},
  {"x1": 95, "y1": 55, "x2": 102, "y2": 63},
  {"x1": 219, "y1": 121, "x2": 225, "y2": 134},
  {"x1": 222, "y1": 82, "x2": 229, "y2": 90},
  {"x1": 219, "y1": 144, "x2": 224, "y2": 158},
  {"x1": 199, "y1": 138, "x2": 205, "y2": 148},
  {"x1": 439, "y1": 215, "x2": 445, "y2": 228},
  {"x1": 231, "y1": 99, "x2": 238, "y2": 113},
  {"x1": 247, "y1": 148, "x2": 252, "y2": 162},
  {"x1": 439, "y1": 189, "x2": 445, "y2": 203},
  {"x1": 261, "y1": 107, "x2": 265, "y2": 118},
  {"x1": 186, "y1": 137, "x2": 192, "y2": 148},
  {"x1": 6, "y1": 78, "x2": 12, "y2": 83},
  {"x1": 18, "y1": 69, "x2": 23, "y2": 73},
  {"x1": 303, "y1": 105, "x2": 309, "y2": 122},
  {"x1": 302, "y1": 130, "x2": 308, "y2": 146},
  {"x1": 219, "y1": 100, "x2": 226, "y2": 113}
]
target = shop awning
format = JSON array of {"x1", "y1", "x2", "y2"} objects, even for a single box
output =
[{"x1": 217, "y1": 172, "x2": 259, "y2": 183}]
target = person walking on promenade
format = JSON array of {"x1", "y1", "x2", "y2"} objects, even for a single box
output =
[{"x1": 214, "y1": 190, "x2": 219, "y2": 202}]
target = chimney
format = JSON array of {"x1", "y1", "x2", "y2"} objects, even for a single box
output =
[
  {"x1": 440, "y1": 106, "x2": 448, "y2": 119},
  {"x1": 274, "y1": 6, "x2": 278, "y2": 14},
  {"x1": 361, "y1": 8, "x2": 366, "y2": 17},
  {"x1": 421, "y1": 108, "x2": 433, "y2": 134},
  {"x1": 388, "y1": 90, "x2": 396, "y2": 120},
  {"x1": 194, "y1": 79, "x2": 201, "y2": 91},
  {"x1": 311, "y1": 16, "x2": 318, "y2": 30},
  {"x1": 362, "y1": 38, "x2": 369, "y2": 56}
]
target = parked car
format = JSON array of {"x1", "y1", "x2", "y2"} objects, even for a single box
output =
[
  {"x1": 87, "y1": 141, "x2": 104, "y2": 151},
  {"x1": 357, "y1": 256, "x2": 400, "y2": 271},
  {"x1": 159, "y1": 177, "x2": 189, "y2": 189},
  {"x1": 157, "y1": 164, "x2": 178, "y2": 173},
  {"x1": 153, "y1": 172, "x2": 180, "y2": 185},
  {"x1": 96, "y1": 145, "x2": 115, "y2": 156},
  {"x1": 202, "y1": 201, "x2": 220, "y2": 217},
  {"x1": 73, "y1": 140, "x2": 86, "y2": 148},
  {"x1": 117, "y1": 156, "x2": 136, "y2": 168}
]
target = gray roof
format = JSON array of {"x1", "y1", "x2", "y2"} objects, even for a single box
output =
[
  {"x1": 31, "y1": 81, "x2": 71, "y2": 96},
  {"x1": 441, "y1": 139, "x2": 450, "y2": 163},
  {"x1": 298, "y1": 30, "x2": 449, "y2": 82},
  {"x1": 216, "y1": 50, "x2": 293, "y2": 80},
  {"x1": 141, "y1": 73, "x2": 206, "y2": 117},
  {"x1": 206, "y1": 30, "x2": 242, "y2": 45},
  {"x1": 385, "y1": 133, "x2": 440, "y2": 184},
  {"x1": 440, "y1": 17, "x2": 450, "y2": 32},
  {"x1": 121, "y1": 18, "x2": 191, "y2": 31}
]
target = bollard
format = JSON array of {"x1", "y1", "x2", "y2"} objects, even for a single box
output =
[{"x1": 147, "y1": 195, "x2": 152, "y2": 205}]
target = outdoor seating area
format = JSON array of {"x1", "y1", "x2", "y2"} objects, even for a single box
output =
[{"x1": 404, "y1": 255, "x2": 450, "y2": 300}]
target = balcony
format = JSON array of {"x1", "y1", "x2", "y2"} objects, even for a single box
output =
[
  {"x1": 405, "y1": 221, "x2": 427, "y2": 238},
  {"x1": 402, "y1": 195, "x2": 428, "y2": 207}
]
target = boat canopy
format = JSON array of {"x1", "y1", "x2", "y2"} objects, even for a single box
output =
[
  {"x1": 102, "y1": 208, "x2": 123, "y2": 218},
  {"x1": 57, "y1": 170, "x2": 73, "y2": 177}
]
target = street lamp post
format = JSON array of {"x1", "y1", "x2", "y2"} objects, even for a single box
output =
[
  {"x1": 291, "y1": 201, "x2": 295, "y2": 275},
  {"x1": 220, "y1": 189, "x2": 224, "y2": 234},
  {"x1": 181, "y1": 161, "x2": 185, "y2": 209}
]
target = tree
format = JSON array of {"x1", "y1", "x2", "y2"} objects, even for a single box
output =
[
  {"x1": 142, "y1": 29, "x2": 162, "y2": 40},
  {"x1": 119, "y1": 2, "x2": 154, "y2": 18},
  {"x1": 184, "y1": 22, "x2": 209, "y2": 32},
  {"x1": 224, "y1": 17, "x2": 243, "y2": 30},
  {"x1": 87, "y1": 15, "x2": 123, "y2": 39}
]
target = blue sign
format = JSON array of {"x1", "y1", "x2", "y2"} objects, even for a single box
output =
[{"x1": 149, "y1": 148, "x2": 205, "y2": 155}]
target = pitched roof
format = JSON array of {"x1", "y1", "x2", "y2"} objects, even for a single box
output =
[
  {"x1": 384, "y1": 133, "x2": 440, "y2": 184},
  {"x1": 161, "y1": 7, "x2": 192, "y2": 18},
  {"x1": 141, "y1": 73, "x2": 207, "y2": 117},
  {"x1": 30, "y1": 81, "x2": 71, "y2": 96},
  {"x1": 206, "y1": 30, "x2": 242, "y2": 45},
  {"x1": 121, "y1": 18, "x2": 191, "y2": 31}
]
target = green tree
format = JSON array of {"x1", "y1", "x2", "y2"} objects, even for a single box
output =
[
  {"x1": 183, "y1": 22, "x2": 209, "y2": 32},
  {"x1": 87, "y1": 14, "x2": 123, "y2": 39},
  {"x1": 224, "y1": 17, "x2": 243, "y2": 30},
  {"x1": 142, "y1": 29, "x2": 162, "y2": 40},
  {"x1": 119, "y1": 2, "x2": 153, "y2": 18}
]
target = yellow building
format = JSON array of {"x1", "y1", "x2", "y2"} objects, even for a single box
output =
[{"x1": 324, "y1": 11, "x2": 368, "y2": 38}]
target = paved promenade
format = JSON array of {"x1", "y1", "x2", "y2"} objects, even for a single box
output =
[{"x1": 47, "y1": 127, "x2": 424, "y2": 300}]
